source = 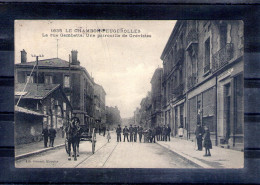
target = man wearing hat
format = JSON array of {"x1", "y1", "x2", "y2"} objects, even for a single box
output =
[
  {"x1": 116, "y1": 124, "x2": 122, "y2": 142},
  {"x1": 195, "y1": 123, "x2": 204, "y2": 150},
  {"x1": 129, "y1": 124, "x2": 134, "y2": 142},
  {"x1": 133, "y1": 125, "x2": 138, "y2": 142},
  {"x1": 123, "y1": 126, "x2": 129, "y2": 142}
]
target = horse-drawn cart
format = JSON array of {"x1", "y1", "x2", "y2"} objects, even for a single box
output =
[{"x1": 65, "y1": 118, "x2": 97, "y2": 157}]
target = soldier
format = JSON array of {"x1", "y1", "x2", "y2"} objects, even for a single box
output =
[
  {"x1": 123, "y1": 126, "x2": 129, "y2": 142},
  {"x1": 48, "y1": 126, "x2": 56, "y2": 147},
  {"x1": 151, "y1": 127, "x2": 156, "y2": 143},
  {"x1": 156, "y1": 125, "x2": 160, "y2": 141},
  {"x1": 159, "y1": 125, "x2": 163, "y2": 141},
  {"x1": 42, "y1": 125, "x2": 49, "y2": 148},
  {"x1": 129, "y1": 125, "x2": 134, "y2": 142},
  {"x1": 133, "y1": 125, "x2": 138, "y2": 142},
  {"x1": 166, "y1": 124, "x2": 171, "y2": 141},
  {"x1": 138, "y1": 125, "x2": 143, "y2": 142},
  {"x1": 162, "y1": 125, "x2": 167, "y2": 141},
  {"x1": 116, "y1": 124, "x2": 122, "y2": 142}
]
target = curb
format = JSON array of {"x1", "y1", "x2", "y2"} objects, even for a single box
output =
[
  {"x1": 156, "y1": 142, "x2": 213, "y2": 168},
  {"x1": 15, "y1": 144, "x2": 65, "y2": 160}
]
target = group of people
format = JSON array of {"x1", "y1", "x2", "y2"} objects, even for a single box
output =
[
  {"x1": 195, "y1": 123, "x2": 212, "y2": 157},
  {"x1": 42, "y1": 126, "x2": 57, "y2": 148},
  {"x1": 115, "y1": 124, "x2": 172, "y2": 143}
]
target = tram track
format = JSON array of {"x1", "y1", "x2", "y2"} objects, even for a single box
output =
[
  {"x1": 74, "y1": 141, "x2": 119, "y2": 168},
  {"x1": 74, "y1": 141, "x2": 109, "y2": 168}
]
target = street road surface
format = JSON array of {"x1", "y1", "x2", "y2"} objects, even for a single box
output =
[{"x1": 15, "y1": 132, "x2": 199, "y2": 168}]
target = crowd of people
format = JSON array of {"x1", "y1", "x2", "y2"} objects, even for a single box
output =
[{"x1": 115, "y1": 124, "x2": 172, "y2": 143}]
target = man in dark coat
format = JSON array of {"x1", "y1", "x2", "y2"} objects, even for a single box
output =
[
  {"x1": 129, "y1": 125, "x2": 134, "y2": 142},
  {"x1": 138, "y1": 126, "x2": 143, "y2": 142},
  {"x1": 133, "y1": 125, "x2": 138, "y2": 142},
  {"x1": 103, "y1": 125, "x2": 106, "y2": 137},
  {"x1": 48, "y1": 126, "x2": 56, "y2": 147},
  {"x1": 162, "y1": 125, "x2": 167, "y2": 141},
  {"x1": 156, "y1": 125, "x2": 160, "y2": 141},
  {"x1": 116, "y1": 124, "x2": 122, "y2": 142},
  {"x1": 195, "y1": 123, "x2": 204, "y2": 151},
  {"x1": 151, "y1": 127, "x2": 156, "y2": 143},
  {"x1": 159, "y1": 125, "x2": 163, "y2": 141},
  {"x1": 123, "y1": 126, "x2": 129, "y2": 142},
  {"x1": 166, "y1": 125, "x2": 171, "y2": 141},
  {"x1": 42, "y1": 125, "x2": 49, "y2": 148}
]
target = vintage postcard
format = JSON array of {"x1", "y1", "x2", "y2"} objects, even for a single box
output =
[{"x1": 14, "y1": 20, "x2": 244, "y2": 168}]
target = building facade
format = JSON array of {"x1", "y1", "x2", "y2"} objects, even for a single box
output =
[
  {"x1": 161, "y1": 20, "x2": 244, "y2": 150},
  {"x1": 15, "y1": 83, "x2": 72, "y2": 144},
  {"x1": 94, "y1": 83, "x2": 106, "y2": 127},
  {"x1": 15, "y1": 50, "x2": 95, "y2": 126},
  {"x1": 150, "y1": 68, "x2": 163, "y2": 128}
]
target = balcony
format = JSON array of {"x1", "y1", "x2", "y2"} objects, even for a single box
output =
[
  {"x1": 172, "y1": 83, "x2": 184, "y2": 97},
  {"x1": 212, "y1": 43, "x2": 234, "y2": 73},
  {"x1": 175, "y1": 48, "x2": 184, "y2": 64},
  {"x1": 186, "y1": 29, "x2": 198, "y2": 51},
  {"x1": 204, "y1": 64, "x2": 210, "y2": 74},
  {"x1": 187, "y1": 73, "x2": 197, "y2": 89}
]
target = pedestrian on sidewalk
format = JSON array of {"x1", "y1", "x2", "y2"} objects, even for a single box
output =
[
  {"x1": 42, "y1": 125, "x2": 49, "y2": 148},
  {"x1": 129, "y1": 124, "x2": 134, "y2": 142},
  {"x1": 138, "y1": 125, "x2": 143, "y2": 142},
  {"x1": 203, "y1": 125, "x2": 212, "y2": 157},
  {"x1": 116, "y1": 124, "x2": 122, "y2": 142},
  {"x1": 195, "y1": 123, "x2": 204, "y2": 151},
  {"x1": 48, "y1": 126, "x2": 56, "y2": 147},
  {"x1": 123, "y1": 126, "x2": 129, "y2": 142}
]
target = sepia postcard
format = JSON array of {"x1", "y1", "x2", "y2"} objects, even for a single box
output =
[{"x1": 14, "y1": 20, "x2": 244, "y2": 168}]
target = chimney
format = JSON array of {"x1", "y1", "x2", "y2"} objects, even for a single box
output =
[
  {"x1": 21, "y1": 49, "x2": 27, "y2": 63},
  {"x1": 71, "y1": 50, "x2": 79, "y2": 65}
]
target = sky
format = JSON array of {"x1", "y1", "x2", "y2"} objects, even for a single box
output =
[{"x1": 15, "y1": 20, "x2": 176, "y2": 118}]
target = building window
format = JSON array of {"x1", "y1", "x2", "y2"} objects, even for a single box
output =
[
  {"x1": 45, "y1": 75, "x2": 53, "y2": 84},
  {"x1": 204, "y1": 38, "x2": 211, "y2": 73},
  {"x1": 26, "y1": 74, "x2": 34, "y2": 83},
  {"x1": 64, "y1": 75, "x2": 70, "y2": 88}
]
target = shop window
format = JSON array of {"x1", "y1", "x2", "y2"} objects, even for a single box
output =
[
  {"x1": 45, "y1": 75, "x2": 53, "y2": 84},
  {"x1": 64, "y1": 75, "x2": 70, "y2": 88},
  {"x1": 204, "y1": 38, "x2": 211, "y2": 73},
  {"x1": 26, "y1": 74, "x2": 34, "y2": 83}
]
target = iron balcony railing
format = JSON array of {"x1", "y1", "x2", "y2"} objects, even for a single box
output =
[
  {"x1": 204, "y1": 64, "x2": 210, "y2": 73},
  {"x1": 176, "y1": 48, "x2": 184, "y2": 64},
  {"x1": 187, "y1": 73, "x2": 197, "y2": 89},
  {"x1": 186, "y1": 29, "x2": 198, "y2": 48},
  {"x1": 172, "y1": 83, "x2": 184, "y2": 97},
  {"x1": 212, "y1": 43, "x2": 234, "y2": 72}
]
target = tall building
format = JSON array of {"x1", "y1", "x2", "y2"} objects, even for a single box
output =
[
  {"x1": 15, "y1": 50, "x2": 95, "y2": 126},
  {"x1": 94, "y1": 83, "x2": 106, "y2": 127},
  {"x1": 161, "y1": 20, "x2": 244, "y2": 150},
  {"x1": 150, "y1": 68, "x2": 163, "y2": 128}
]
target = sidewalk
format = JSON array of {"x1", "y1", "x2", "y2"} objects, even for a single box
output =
[
  {"x1": 15, "y1": 136, "x2": 66, "y2": 159},
  {"x1": 157, "y1": 137, "x2": 244, "y2": 168}
]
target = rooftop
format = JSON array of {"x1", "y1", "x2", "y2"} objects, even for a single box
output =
[{"x1": 15, "y1": 83, "x2": 60, "y2": 100}]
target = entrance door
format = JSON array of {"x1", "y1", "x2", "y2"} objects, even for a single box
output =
[
  {"x1": 224, "y1": 83, "x2": 231, "y2": 143},
  {"x1": 174, "y1": 107, "x2": 178, "y2": 136}
]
